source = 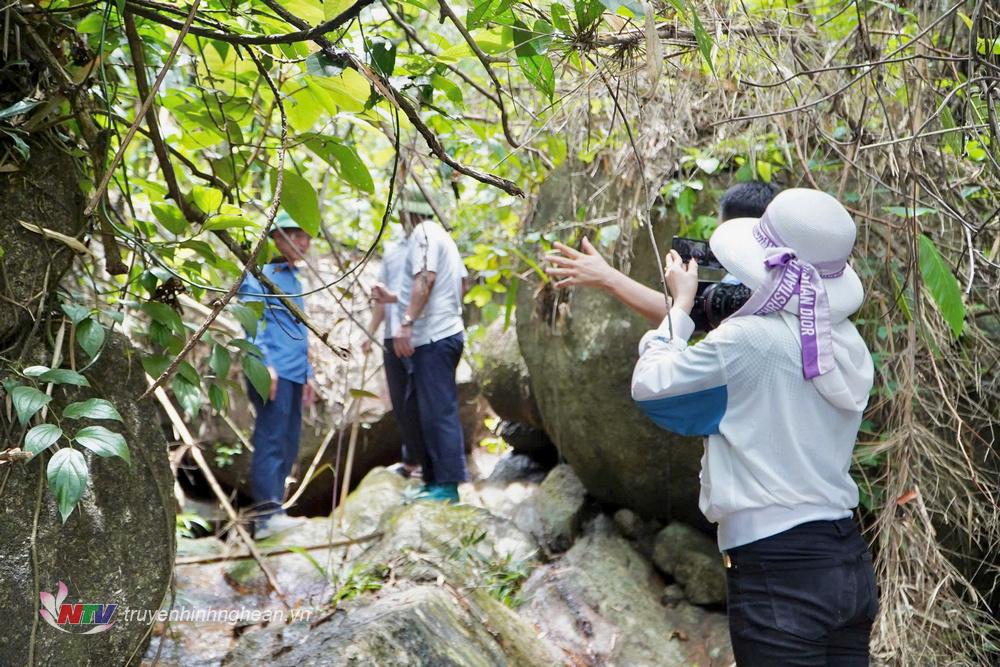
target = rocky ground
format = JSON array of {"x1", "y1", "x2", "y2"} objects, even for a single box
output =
[{"x1": 143, "y1": 449, "x2": 733, "y2": 667}]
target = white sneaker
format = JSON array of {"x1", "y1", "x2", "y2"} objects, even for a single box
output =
[{"x1": 255, "y1": 513, "x2": 307, "y2": 540}]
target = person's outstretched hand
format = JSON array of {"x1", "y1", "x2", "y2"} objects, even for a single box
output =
[
  {"x1": 664, "y1": 249, "x2": 699, "y2": 314},
  {"x1": 545, "y1": 237, "x2": 615, "y2": 289}
]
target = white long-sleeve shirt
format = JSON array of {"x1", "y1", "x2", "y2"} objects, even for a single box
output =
[{"x1": 631, "y1": 307, "x2": 873, "y2": 550}]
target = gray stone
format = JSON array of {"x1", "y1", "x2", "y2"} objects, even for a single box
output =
[
  {"x1": 652, "y1": 523, "x2": 727, "y2": 606},
  {"x1": 516, "y1": 163, "x2": 708, "y2": 526},
  {"x1": 361, "y1": 501, "x2": 539, "y2": 583},
  {"x1": 1, "y1": 333, "x2": 175, "y2": 666},
  {"x1": 661, "y1": 583, "x2": 686, "y2": 606},
  {"x1": 223, "y1": 585, "x2": 562, "y2": 666},
  {"x1": 485, "y1": 452, "x2": 548, "y2": 486},
  {"x1": 520, "y1": 530, "x2": 732, "y2": 666},
  {"x1": 513, "y1": 464, "x2": 587, "y2": 553},
  {"x1": 475, "y1": 316, "x2": 542, "y2": 428}
]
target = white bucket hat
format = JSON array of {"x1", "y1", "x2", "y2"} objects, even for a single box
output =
[{"x1": 709, "y1": 188, "x2": 865, "y2": 379}]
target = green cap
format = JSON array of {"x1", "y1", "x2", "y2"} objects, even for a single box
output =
[
  {"x1": 398, "y1": 185, "x2": 435, "y2": 217},
  {"x1": 272, "y1": 210, "x2": 306, "y2": 234}
]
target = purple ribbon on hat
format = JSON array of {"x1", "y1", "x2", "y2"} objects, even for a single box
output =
[{"x1": 729, "y1": 213, "x2": 846, "y2": 379}]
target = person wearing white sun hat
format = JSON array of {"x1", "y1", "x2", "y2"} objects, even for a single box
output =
[{"x1": 631, "y1": 188, "x2": 878, "y2": 664}]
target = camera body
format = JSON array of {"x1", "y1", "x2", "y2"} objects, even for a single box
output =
[
  {"x1": 670, "y1": 236, "x2": 750, "y2": 331},
  {"x1": 690, "y1": 281, "x2": 752, "y2": 332}
]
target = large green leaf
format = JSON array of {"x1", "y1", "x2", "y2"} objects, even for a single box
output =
[
  {"x1": 47, "y1": 448, "x2": 88, "y2": 522},
  {"x1": 273, "y1": 169, "x2": 321, "y2": 236},
  {"x1": 518, "y1": 55, "x2": 555, "y2": 100},
  {"x1": 76, "y1": 318, "x2": 106, "y2": 359},
  {"x1": 243, "y1": 354, "x2": 272, "y2": 402},
  {"x1": 38, "y1": 369, "x2": 90, "y2": 387},
  {"x1": 74, "y1": 426, "x2": 130, "y2": 463},
  {"x1": 918, "y1": 234, "x2": 965, "y2": 339},
  {"x1": 306, "y1": 137, "x2": 375, "y2": 194},
  {"x1": 25, "y1": 424, "x2": 63, "y2": 456},
  {"x1": 209, "y1": 343, "x2": 232, "y2": 378},
  {"x1": 11, "y1": 385, "x2": 51, "y2": 425},
  {"x1": 62, "y1": 398, "x2": 124, "y2": 422}
]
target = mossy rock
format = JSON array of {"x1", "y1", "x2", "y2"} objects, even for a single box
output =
[
  {"x1": 516, "y1": 162, "x2": 706, "y2": 526},
  {"x1": 0, "y1": 332, "x2": 175, "y2": 665}
]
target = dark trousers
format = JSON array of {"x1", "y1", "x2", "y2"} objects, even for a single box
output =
[
  {"x1": 725, "y1": 518, "x2": 878, "y2": 666},
  {"x1": 382, "y1": 338, "x2": 418, "y2": 466},
  {"x1": 248, "y1": 378, "x2": 303, "y2": 516},
  {"x1": 393, "y1": 333, "x2": 467, "y2": 484}
]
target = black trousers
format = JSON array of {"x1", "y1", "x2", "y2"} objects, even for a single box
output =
[
  {"x1": 384, "y1": 333, "x2": 467, "y2": 484},
  {"x1": 724, "y1": 518, "x2": 878, "y2": 666}
]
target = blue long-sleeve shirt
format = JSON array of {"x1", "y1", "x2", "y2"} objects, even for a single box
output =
[{"x1": 237, "y1": 262, "x2": 312, "y2": 384}]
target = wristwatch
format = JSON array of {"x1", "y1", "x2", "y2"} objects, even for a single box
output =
[{"x1": 400, "y1": 314, "x2": 415, "y2": 328}]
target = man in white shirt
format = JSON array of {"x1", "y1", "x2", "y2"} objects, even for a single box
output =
[
  {"x1": 372, "y1": 187, "x2": 468, "y2": 503},
  {"x1": 363, "y1": 237, "x2": 420, "y2": 477}
]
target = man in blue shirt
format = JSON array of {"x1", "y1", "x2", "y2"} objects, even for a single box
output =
[{"x1": 237, "y1": 212, "x2": 316, "y2": 537}]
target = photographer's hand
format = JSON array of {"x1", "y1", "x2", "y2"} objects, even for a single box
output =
[
  {"x1": 547, "y1": 237, "x2": 668, "y2": 325},
  {"x1": 546, "y1": 237, "x2": 616, "y2": 289},
  {"x1": 664, "y1": 249, "x2": 698, "y2": 314}
]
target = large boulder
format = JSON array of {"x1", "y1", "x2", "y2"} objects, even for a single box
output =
[
  {"x1": 1, "y1": 333, "x2": 176, "y2": 665},
  {"x1": 516, "y1": 162, "x2": 705, "y2": 526}
]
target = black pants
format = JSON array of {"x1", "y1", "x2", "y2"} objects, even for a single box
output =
[
  {"x1": 382, "y1": 338, "x2": 418, "y2": 466},
  {"x1": 385, "y1": 333, "x2": 467, "y2": 484},
  {"x1": 725, "y1": 518, "x2": 878, "y2": 666}
]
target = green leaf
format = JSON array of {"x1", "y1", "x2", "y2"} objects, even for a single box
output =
[
  {"x1": 305, "y1": 51, "x2": 346, "y2": 78},
  {"x1": 11, "y1": 386, "x2": 51, "y2": 425},
  {"x1": 0, "y1": 98, "x2": 42, "y2": 121},
  {"x1": 306, "y1": 137, "x2": 375, "y2": 193},
  {"x1": 47, "y1": 448, "x2": 88, "y2": 522},
  {"x1": 574, "y1": 0, "x2": 604, "y2": 30},
  {"x1": 62, "y1": 398, "x2": 123, "y2": 422},
  {"x1": 25, "y1": 424, "x2": 63, "y2": 456},
  {"x1": 76, "y1": 318, "x2": 106, "y2": 359},
  {"x1": 209, "y1": 382, "x2": 229, "y2": 411},
  {"x1": 209, "y1": 343, "x2": 232, "y2": 378},
  {"x1": 151, "y1": 202, "x2": 188, "y2": 235},
  {"x1": 172, "y1": 375, "x2": 203, "y2": 418},
  {"x1": 273, "y1": 169, "x2": 320, "y2": 236},
  {"x1": 142, "y1": 355, "x2": 171, "y2": 379},
  {"x1": 243, "y1": 354, "x2": 272, "y2": 402},
  {"x1": 74, "y1": 426, "x2": 130, "y2": 463},
  {"x1": 22, "y1": 365, "x2": 50, "y2": 378},
  {"x1": 142, "y1": 302, "x2": 185, "y2": 335},
  {"x1": 192, "y1": 186, "x2": 224, "y2": 214},
  {"x1": 61, "y1": 303, "x2": 91, "y2": 325},
  {"x1": 228, "y1": 302, "x2": 262, "y2": 337},
  {"x1": 551, "y1": 3, "x2": 573, "y2": 32},
  {"x1": 918, "y1": 234, "x2": 965, "y2": 339},
  {"x1": 518, "y1": 55, "x2": 555, "y2": 100},
  {"x1": 366, "y1": 36, "x2": 396, "y2": 77},
  {"x1": 940, "y1": 106, "x2": 963, "y2": 154},
  {"x1": 467, "y1": 0, "x2": 513, "y2": 29},
  {"x1": 669, "y1": 0, "x2": 713, "y2": 73},
  {"x1": 37, "y1": 369, "x2": 90, "y2": 387}
]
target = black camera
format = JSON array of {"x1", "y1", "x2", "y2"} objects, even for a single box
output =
[{"x1": 690, "y1": 280, "x2": 752, "y2": 332}]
